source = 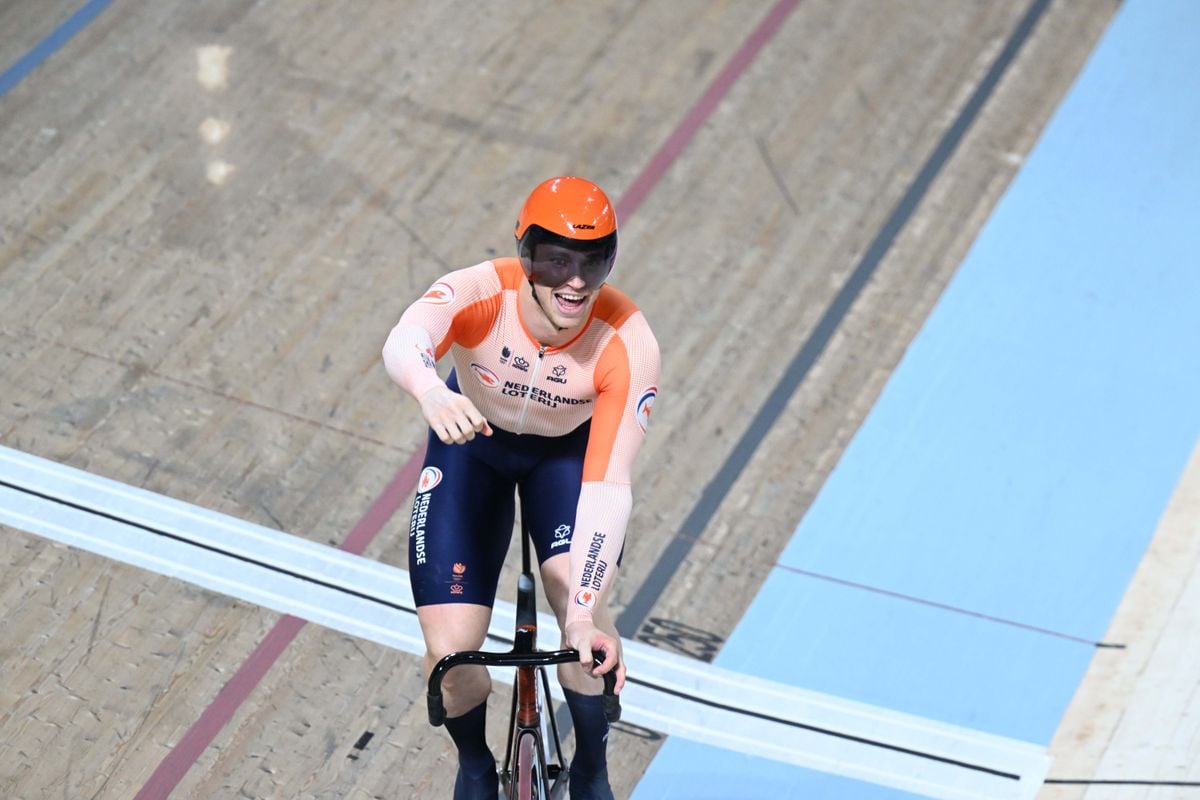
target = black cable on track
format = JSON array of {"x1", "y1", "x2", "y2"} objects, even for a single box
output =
[
  {"x1": 1, "y1": 477, "x2": 421, "y2": 619},
  {"x1": 619, "y1": 674, "x2": 1020, "y2": 780},
  {"x1": 8, "y1": 476, "x2": 1021, "y2": 780}
]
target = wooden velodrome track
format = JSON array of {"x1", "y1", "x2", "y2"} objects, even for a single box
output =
[{"x1": 9, "y1": 1, "x2": 1195, "y2": 798}]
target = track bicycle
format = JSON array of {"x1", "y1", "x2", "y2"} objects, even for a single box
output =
[{"x1": 427, "y1": 528, "x2": 621, "y2": 800}]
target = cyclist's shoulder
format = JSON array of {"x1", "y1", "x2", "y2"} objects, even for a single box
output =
[
  {"x1": 596, "y1": 285, "x2": 658, "y2": 351},
  {"x1": 592, "y1": 284, "x2": 653, "y2": 333},
  {"x1": 442, "y1": 259, "x2": 507, "y2": 290},
  {"x1": 419, "y1": 259, "x2": 516, "y2": 309},
  {"x1": 590, "y1": 286, "x2": 659, "y2": 377},
  {"x1": 489, "y1": 257, "x2": 526, "y2": 290}
]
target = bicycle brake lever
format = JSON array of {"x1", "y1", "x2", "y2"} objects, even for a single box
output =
[
  {"x1": 601, "y1": 676, "x2": 621, "y2": 723},
  {"x1": 427, "y1": 691, "x2": 446, "y2": 727},
  {"x1": 591, "y1": 655, "x2": 622, "y2": 723}
]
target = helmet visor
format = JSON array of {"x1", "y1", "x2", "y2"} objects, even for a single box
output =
[{"x1": 518, "y1": 226, "x2": 617, "y2": 288}]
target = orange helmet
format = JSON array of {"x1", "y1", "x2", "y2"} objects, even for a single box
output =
[{"x1": 515, "y1": 176, "x2": 618, "y2": 287}]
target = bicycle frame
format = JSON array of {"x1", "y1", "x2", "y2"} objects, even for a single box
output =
[{"x1": 427, "y1": 530, "x2": 619, "y2": 800}]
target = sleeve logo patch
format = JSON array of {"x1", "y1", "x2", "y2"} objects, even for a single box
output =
[
  {"x1": 635, "y1": 386, "x2": 657, "y2": 433},
  {"x1": 574, "y1": 590, "x2": 597, "y2": 609},
  {"x1": 469, "y1": 362, "x2": 500, "y2": 388},
  {"x1": 417, "y1": 466, "x2": 443, "y2": 493},
  {"x1": 419, "y1": 282, "x2": 455, "y2": 305}
]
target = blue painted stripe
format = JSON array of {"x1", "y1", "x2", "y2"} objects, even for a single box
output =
[
  {"x1": 0, "y1": 0, "x2": 114, "y2": 99},
  {"x1": 635, "y1": 0, "x2": 1200, "y2": 796},
  {"x1": 616, "y1": 0, "x2": 1052, "y2": 639},
  {"x1": 632, "y1": 743, "x2": 932, "y2": 800}
]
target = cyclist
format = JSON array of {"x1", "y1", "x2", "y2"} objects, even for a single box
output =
[{"x1": 383, "y1": 176, "x2": 660, "y2": 800}]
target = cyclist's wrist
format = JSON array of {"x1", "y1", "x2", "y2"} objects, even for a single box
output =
[
  {"x1": 564, "y1": 609, "x2": 595, "y2": 632},
  {"x1": 417, "y1": 381, "x2": 451, "y2": 403}
]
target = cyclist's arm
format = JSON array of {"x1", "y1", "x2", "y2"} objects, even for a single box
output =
[
  {"x1": 382, "y1": 262, "x2": 499, "y2": 399},
  {"x1": 382, "y1": 321, "x2": 444, "y2": 400},
  {"x1": 382, "y1": 263, "x2": 502, "y2": 443},
  {"x1": 565, "y1": 316, "x2": 660, "y2": 631}
]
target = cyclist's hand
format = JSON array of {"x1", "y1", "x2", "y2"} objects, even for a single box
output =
[
  {"x1": 419, "y1": 385, "x2": 493, "y2": 444},
  {"x1": 565, "y1": 622, "x2": 624, "y2": 693}
]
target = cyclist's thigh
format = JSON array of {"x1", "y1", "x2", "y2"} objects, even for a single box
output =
[
  {"x1": 409, "y1": 429, "x2": 515, "y2": 609},
  {"x1": 517, "y1": 424, "x2": 589, "y2": 566}
]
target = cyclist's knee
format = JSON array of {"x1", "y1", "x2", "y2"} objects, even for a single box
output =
[
  {"x1": 557, "y1": 660, "x2": 601, "y2": 694},
  {"x1": 423, "y1": 643, "x2": 490, "y2": 704},
  {"x1": 428, "y1": 656, "x2": 491, "y2": 717},
  {"x1": 418, "y1": 603, "x2": 491, "y2": 656},
  {"x1": 418, "y1": 603, "x2": 493, "y2": 711},
  {"x1": 423, "y1": 635, "x2": 484, "y2": 665}
]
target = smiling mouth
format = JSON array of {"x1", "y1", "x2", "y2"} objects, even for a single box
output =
[{"x1": 554, "y1": 290, "x2": 588, "y2": 315}]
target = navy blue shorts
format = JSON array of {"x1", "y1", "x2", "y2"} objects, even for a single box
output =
[{"x1": 408, "y1": 375, "x2": 590, "y2": 607}]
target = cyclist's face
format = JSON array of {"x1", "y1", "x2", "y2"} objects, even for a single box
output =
[
  {"x1": 529, "y1": 245, "x2": 604, "y2": 330},
  {"x1": 528, "y1": 243, "x2": 612, "y2": 290}
]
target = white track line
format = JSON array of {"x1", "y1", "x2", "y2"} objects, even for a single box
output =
[{"x1": 0, "y1": 445, "x2": 1049, "y2": 799}]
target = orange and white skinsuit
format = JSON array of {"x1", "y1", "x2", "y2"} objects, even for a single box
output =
[{"x1": 383, "y1": 257, "x2": 660, "y2": 633}]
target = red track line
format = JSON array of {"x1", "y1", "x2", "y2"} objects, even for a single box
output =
[
  {"x1": 132, "y1": 452, "x2": 424, "y2": 800},
  {"x1": 134, "y1": 1, "x2": 798, "y2": 795},
  {"x1": 132, "y1": 615, "x2": 307, "y2": 800},
  {"x1": 340, "y1": 448, "x2": 427, "y2": 556},
  {"x1": 616, "y1": 0, "x2": 800, "y2": 221}
]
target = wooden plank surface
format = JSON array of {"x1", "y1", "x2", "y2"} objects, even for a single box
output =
[
  {"x1": 0, "y1": 2, "x2": 89, "y2": 79},
  {"x1": 0, "y1": 1, "x2": 1122, "y2": 798},
  {"x1": 1039, "y1": 440, "x2": 1200, "y2": 799}
]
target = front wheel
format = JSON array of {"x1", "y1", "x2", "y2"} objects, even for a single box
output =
[{"x1": 515, "y1": 730, "x2": 538, "y2": 800}]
